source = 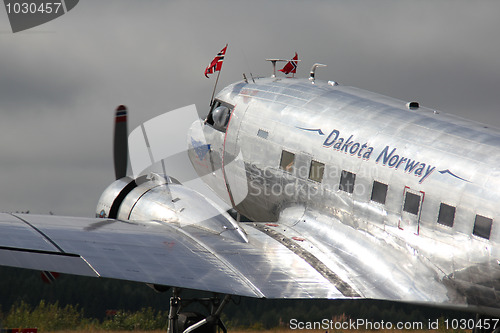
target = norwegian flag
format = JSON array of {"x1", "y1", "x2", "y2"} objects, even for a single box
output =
[
  {"x1": 279, "y1": 52, "x2": 298, "y2": 75},
  {"x1": 204, "y1": 44, "x2": 227, "y2": 78}
]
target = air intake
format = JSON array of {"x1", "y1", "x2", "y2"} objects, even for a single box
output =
[{"x1": 406, "y1": 101, "x2": 420, "y2": 110}]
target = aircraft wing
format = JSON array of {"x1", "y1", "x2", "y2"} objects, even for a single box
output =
[
  {"x1": 0, "y1": 209, "x2": 474, "y2": 312},
  {"x1": 0, "y1": 212, "x2": 350, "y2": 299}
]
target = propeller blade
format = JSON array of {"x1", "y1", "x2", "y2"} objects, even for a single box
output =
[{"x1": 114, "y1": 105, "x2": 128, "y2": 180}]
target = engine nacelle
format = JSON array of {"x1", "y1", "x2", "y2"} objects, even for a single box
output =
[
  {"x1": 96, "y1": 174, "x2": 248, "y2": 243},
  {"x1": 96, "y1": 176, "x2": 135, "y2": 219}
]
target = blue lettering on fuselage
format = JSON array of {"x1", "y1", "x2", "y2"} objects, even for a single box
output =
[
  {"x1": 375, "y1": 145, "x2": 436, "y2": 183},
  {"x1": 319, "y1": 128, "x2": 435, "y2": 184},
  {"x1": 323, "y1": 130, "x2": 373, "y2": 159}
]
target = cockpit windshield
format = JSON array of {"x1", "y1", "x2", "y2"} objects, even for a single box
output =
[{"x1": 205, "y1": 99, "x2": 234, "y2": 132}]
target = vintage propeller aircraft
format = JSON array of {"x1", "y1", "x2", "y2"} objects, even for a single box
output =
[{"x1": 1, "y1": 55, "x2": 500, "y2": 333}]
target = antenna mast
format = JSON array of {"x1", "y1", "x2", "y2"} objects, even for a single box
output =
[
  {"x1": 266, "y1": 56, "x2": 301, "y2": 78},
  {"x1": 210, "y1": 69, "x2": 222, "y2": 106},
  {"x1": 265, "y1": 59, "x2": 287, "y2": 77}
]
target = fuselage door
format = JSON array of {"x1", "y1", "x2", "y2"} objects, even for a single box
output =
[{"x1": 399, "y1": 187, "x2": 424, "y2": 235}]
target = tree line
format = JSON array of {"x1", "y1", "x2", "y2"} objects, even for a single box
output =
[{"x1": 0, "y1": 266, "x2": 473, "y2": 330}]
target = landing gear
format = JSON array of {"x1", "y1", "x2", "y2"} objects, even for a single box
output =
[{"x1": 167, "y1": 288, "x2": 231, "y2": 333}]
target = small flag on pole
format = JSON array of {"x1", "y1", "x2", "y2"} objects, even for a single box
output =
[
  {"x1": 205, "y1": 44, "x2": 227, "y2": 78},
  {"x1": 279, "y1": 52, "x2": 298, "y2": 75}
]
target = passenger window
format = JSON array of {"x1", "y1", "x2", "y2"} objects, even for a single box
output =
[
  {"x1": 280, "y1": 150, "x2": 295, "y2": 172},
  {"x1": 308, "y1": 160, "x2": 325, "y2": 183},
  {"x1": 437, "y1": 203, "x2": 455, "y2": 227},
  {"x1": 339, "y1": 170, "x2": 356, "y2": 193},
  {"x1": 473, "y1": 214, "x2": 493, "y2": 239},
  {"x1": 403, "y1": 192, "x2": 421, "y2": 215},
  {"x1": 371, "y1": 181, "x2": 388, "y2": 204}
]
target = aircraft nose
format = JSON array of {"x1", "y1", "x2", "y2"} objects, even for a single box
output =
[
  {"x1": 187, "y1": 119, "x2": 209, "y2": 156},
  {"x1": 187, "y1": 119, "x2": 215, "y2": 176}
]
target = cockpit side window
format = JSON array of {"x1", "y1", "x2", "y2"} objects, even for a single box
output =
[
  {"x1": 205, "y1": 101, "x2": 221, "y2": 126},
  {"x1": 205, "y1": 99, "x2": 234, "y2": 132}
]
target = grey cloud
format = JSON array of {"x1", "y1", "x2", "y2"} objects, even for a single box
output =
[{"x1": 1, "y1": 0, "x2": 500, "y2": 216}]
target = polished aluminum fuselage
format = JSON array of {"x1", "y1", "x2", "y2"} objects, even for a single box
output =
[{"x1": 189, "y1": 77, "x2": 500, "y2": 314}]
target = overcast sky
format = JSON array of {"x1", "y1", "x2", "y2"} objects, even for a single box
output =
[{"x1": 1, "y1": 1, "x2": 499, "y2": 217}]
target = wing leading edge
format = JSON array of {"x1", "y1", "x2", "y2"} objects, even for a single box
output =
[{"x1": 0, "y1": 212, "x2": 349, "y2": 299}]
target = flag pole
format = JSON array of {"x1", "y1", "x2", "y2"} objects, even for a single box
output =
[
  {"x1": 210, "y1": 69, "x2": 222, "y2": 107},
  {"x1": 207, "y1": 43, "x2": 227, "y2": 107}
]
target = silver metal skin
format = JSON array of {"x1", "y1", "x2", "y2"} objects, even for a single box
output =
[
  {"x1": 2, "y1": 73, "x2": 500, "y2": 318},
  {"x1": 188, "y1": 76, "x2": 500, "y2": 315},
  {"x1": 0, "y1": 210, "x2": 342, "y2": 298},
  {"x1": 95, "y1": 176, "x2": 134, "y2": 218}
]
